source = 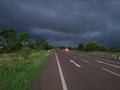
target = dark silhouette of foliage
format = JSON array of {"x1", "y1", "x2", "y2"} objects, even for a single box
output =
[
  {"x1": 84, "y1": 41, "x2": 100, "y2": 51},
  {"x1": 0, "y1": 28, "x2": 21, "y2": 52},
  {"x1": 36, "y1": 38, "x2": 52, "y2": 50},
  {"x1": 19, "y1": 32, "x2": 28, "y2": 46},
  {"x1": 77, "y1": 44, "x2": 84, "y2": 51}
]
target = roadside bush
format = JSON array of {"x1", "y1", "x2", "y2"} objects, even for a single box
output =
[{"x1": 22, "y1": 47, "x2": 32, "y2": 59}]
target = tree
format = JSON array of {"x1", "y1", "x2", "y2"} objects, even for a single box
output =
[
  {"x1": 36, "y1": 38, "x2": 45, "y2": 49},
  {"x1": 0, "y1": 28, "x2": 21, "y2": 52},
  {"x1": 44, "y1": 44, "x2": 53, "y2": 50},
  {"x1": 85, "y1": 41, "x2": 100, "y2": 51},
  {"x1": 36, "y1": 38, "x2": 52, "y2": 50},
  {"x1": 0, "y1": 28, "x2": 16, "y2": 42},
  {"x1": 19, "y1": 32, "x2": 28, "y2": 46},
  {"x1": 77, "y1": 43, "x2": 84, "y2": 51}
]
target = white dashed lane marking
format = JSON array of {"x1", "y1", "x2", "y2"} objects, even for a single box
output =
[
  {"x1": 70, "y1": 60, "x2": 81, "y2": 68},
  {"x1": 96, "y1": 60, "x2": 120, "y2": 68},
  {"x1": 102, "y1": 68, "x2": 120, "y2": 77}
]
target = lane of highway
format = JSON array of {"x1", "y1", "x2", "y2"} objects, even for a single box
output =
[
  {"x1": 56, "y1": 50, "x2": 120, "y2": 90},
  {"x1": 32, "y1": 50, "x2": 120, "y2": 90},
  {"x1": 64, "y1": 50, "x2": 120, "y2": 74},
  {"x1": 68, "y1": 51, "x2": 120, "y2": 65}
]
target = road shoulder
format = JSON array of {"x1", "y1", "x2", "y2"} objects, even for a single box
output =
[{"x1": 29, "y1": 51, "x2": 62, "y2": 90}]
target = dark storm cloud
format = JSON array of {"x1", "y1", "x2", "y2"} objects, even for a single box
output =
[{"x1": 0, "y1": 0, "x2": 120, "y2": 47}]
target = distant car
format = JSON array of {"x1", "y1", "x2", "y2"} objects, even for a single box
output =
[{"x1": 65, "y1": 48, "x2": 69, "y2": 52}]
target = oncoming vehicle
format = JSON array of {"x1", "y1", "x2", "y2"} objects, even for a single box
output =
[{"x1": 65, "y1": 48, "x2": 69, "y2": 52}]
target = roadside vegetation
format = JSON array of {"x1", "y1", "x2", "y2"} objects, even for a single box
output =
[
  {"x1": 58, "y1": 41, "x2": 120, "y2": 59},
  {"x1": 77, "y1": 42, "x2": 120, "y2": 59},
  {"x1": 0, "y1": 28, "x2": 53, "y2": 90},
  {"x1": 0, "y1": 49, "x2": 52, "y2": 90},
  {"x1": 77, "y1": 41, "x2": 120, "y2": 52}
]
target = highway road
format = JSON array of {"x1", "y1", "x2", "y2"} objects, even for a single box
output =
[{"x1": 31, "y1": 50, "x2": 120, "y2": 90}]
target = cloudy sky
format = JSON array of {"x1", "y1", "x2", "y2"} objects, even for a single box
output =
[{"x1": 0, "y1": 0, "x2": 120, "y2": 47}]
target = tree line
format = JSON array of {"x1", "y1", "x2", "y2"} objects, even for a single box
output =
[
  {"x1": 0, "y1": 28, "x2": 119, "y2": 53},
  {"x1": 77, "y1": 42, "x2": 120, "y2": 52},
  {"x1": 58, "y1": 41, "x2": 120, "y2": 52},
  {"x1": 0, "y1": 28, "x2": 53, "y2": 53}
]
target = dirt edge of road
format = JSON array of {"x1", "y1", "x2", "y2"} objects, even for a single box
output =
[{"x1": 29, "y1": 52, "x2": 54, "y2": 90}]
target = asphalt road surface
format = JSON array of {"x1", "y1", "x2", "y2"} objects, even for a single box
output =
[{"x1": 31, "y1": 50, "x2": 120, "y2": 90}]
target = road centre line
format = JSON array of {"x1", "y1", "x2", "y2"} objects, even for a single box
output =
[
  {"x1": 55, "y1": 52, "x2": 68, "y2": 90},
  {"x1": 96, "y1": 60, "x2": 120, "y2": 68},
  {"x1": 102, "y1": 68, "x2": 120, "y2": 77},
  {"x1": 70, "y1": 60, "x2": 81, "y2": 68}
]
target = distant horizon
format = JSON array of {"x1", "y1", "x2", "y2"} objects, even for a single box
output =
[{"x1": 0, "y1": 27, "x2": 120, "y2": 48}]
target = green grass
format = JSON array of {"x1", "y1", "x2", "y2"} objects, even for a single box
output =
[{"x1": 0, "y1": 50, "x2": 52, "y2": 90}]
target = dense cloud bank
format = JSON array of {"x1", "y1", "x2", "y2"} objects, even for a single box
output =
[{"x1": 0, "y1": 0, "x2": 120, "y2": 47}]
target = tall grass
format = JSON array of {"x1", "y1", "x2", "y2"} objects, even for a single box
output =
[{"x1": 0, "y1": 49, "x2": 52, "y2": 90}]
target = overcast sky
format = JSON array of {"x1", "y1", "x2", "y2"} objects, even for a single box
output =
[{"x1": 0, "y1": 0, "x2": 120, "y2": 47}]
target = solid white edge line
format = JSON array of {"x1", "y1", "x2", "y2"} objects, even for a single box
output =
[
  {"x1": 96, "y1": 60, "x2": 120, "y2": 68},
  {"x1": 55, "y1": 51, "x2": 68, "y2": 90},
  {"x1": 102, "y1": 68, "x2": 120, "y2": 77}
]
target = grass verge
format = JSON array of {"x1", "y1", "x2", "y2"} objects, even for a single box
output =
[{"x1": 0, "y1": 50, "x2": 52, "y2": 90}]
